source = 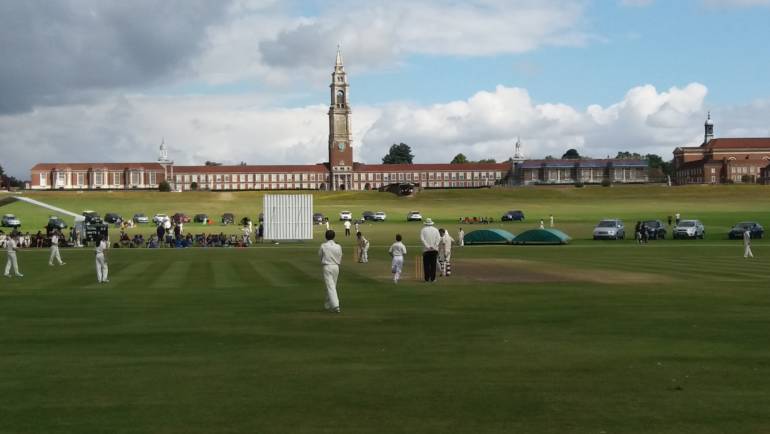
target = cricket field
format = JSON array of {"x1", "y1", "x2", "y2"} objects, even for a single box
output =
[{"x1": 1, "y1": 185, "x2": 769, "y2": 433}]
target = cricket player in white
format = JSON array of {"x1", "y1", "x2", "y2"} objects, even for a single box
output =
[
  {"x1": 744, "y1": 229, "x2": 754, "y2": 258},
  {"x1": 95, "y1": 237, "x2": 109, "y2": 283},
  {"x1": 49, "y1": 231, "x2": 66, "y2": 266},
  {"x1": 438, "y1": 228, "x2": 454, "y2": 276},
  {"x1": 4, "y1": 234, "x2": 23, "y2": 278},
  {"x1": 356, "y1": 231, "x2": 369, "y2": 263},
  {"x1": 458, "y1": 228, "x2": 465, "y2": 247},
  {"x1": 388, "y1": 234, "x2": 407, "y2": 283},
  {"x1": 318, "y1": 230, "x2": 342, "y2": 313}
]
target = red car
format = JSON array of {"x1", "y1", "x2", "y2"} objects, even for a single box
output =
[{"x1": 172, "y1": 213, "x2": 191, "y2": 224}]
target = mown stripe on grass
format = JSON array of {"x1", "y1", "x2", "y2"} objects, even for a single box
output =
[{"x1": 148, "y1": 260, "x2": 193, "y2": 289}]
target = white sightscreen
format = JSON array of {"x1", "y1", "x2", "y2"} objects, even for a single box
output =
[{"x1": 263, "y1": 194, "x2": 313, "y2": 240}]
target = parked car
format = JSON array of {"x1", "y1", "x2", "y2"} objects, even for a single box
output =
[
  {"x1": 133, "y1": 213, "x2": 149, "y2": 224},
  {"x1": 407, "y1": 211, "x2": 423, "y2": 222},
  {"x1": 643, "y1": 220, "x2": 667, "y2": 240},
  {"x1": 221, "y1": 213, "x2": 235, "y2": 225},
  {"x1": 47, "y1": 216, "x2": 68, "y2": 231},
  {"x1": 172, "y1": 213, "x2": 191, "y2": 224},
  {"x1": 339, "y1": 211, "x2": 353, "y2": 221},
  {"x1": 501, "y1": 210, "x2": 525, "y2": 221},
  {"x1": 104, "y1": 213, "x2": 123, "y2": 224},
  {"x1": 592, "y1": 219, "x2": 625, "y2": 240},
  {"x1": 373, "y1": 211, "x2": 387, "y2": 222},
  {"x1": 193, "y1": 214, "x2": 209, "y2": 223},
  {"x1": 152, "y1": 214, "x2": 169, "y2": 225},
  {"x1": 673, "y1": 220, "x2": 705, "y2": 239},
  {"x1": 728, "y1": 222, "x2": 764, "y2": 239},
  {"x1": 84, "y1": 217, "x2": 108, "y2": 245},
  {"x1": 362, "y1": 211, "x2": 375, "y2": 221},
  {"x1": 82, "y1": 210, "x2": 100, "y2": 223},
  {"x1": 1, "y1": 214, "x2": 21, "y2": 228},
  {"x1": 313, "y1": 213, "x2": 325, "y2": 224}
]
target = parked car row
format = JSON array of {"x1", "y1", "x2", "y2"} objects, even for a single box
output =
[
  {"x1": 590, "y1": 218, "x2": 763, "y2": 240},
  {"x1": 337, "y1": 210, "x2": 390, "y2": 222}
]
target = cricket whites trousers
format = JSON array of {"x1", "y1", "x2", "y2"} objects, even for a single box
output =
[
  {"x1": 95, "y1": 253, "x2": 109, "y2": 282},
  {"x1": 5, "y1": 252, "x2": 21, "y2": 276},
  {"x1": 391, "y1": 255, "x2": 404, "y2": 283},
  {"x1": 49, "y1": 246, "x2": 64, "y2": 265},
  {"x1": 322, "y1": 264, "x2": 340, "y2": 310}
]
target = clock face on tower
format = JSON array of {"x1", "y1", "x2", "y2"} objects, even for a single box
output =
[{"x1": 337, "y1": 142, "x2": 346, "y2": 151}]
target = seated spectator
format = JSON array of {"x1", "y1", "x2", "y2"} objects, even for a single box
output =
[
  {"x1": 147, "y1": 235, "x2": 159, "y2": 248},
  {"x1": 120, "y1": 231, "x2": 131, "y2": 247}
]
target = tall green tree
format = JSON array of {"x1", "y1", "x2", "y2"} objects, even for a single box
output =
[
  {"x1": 450, "y1": 153, "x2": 468, "y2": 164},
  {"x1": 644, "y1": 153, "x2": 673, "y2": 176},
  {"x1": 615, "y1": 151, "x2": 643, "y2": 159},
  {"x1": 382, "y1": 143, "x2": 414, "y2": 164},
  {"x1": 562, "y1": 149, "x2": 582, "y2": 159}
]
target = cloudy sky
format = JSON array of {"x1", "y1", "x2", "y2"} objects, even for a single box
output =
[{"x1": 1, "y1": 0, "x2": 770, "y2": 178}]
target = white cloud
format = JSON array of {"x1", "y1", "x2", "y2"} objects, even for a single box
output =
[
  {"x1": 196, "y1": 0, "x2": 592, "y2": 86},
  {"x1": 5, "y1": 81, "x2": 770, "y2": 179}
]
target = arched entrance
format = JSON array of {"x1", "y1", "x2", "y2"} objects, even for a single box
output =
[
  {"x1": 319, "y1": 183, "x2": 327, "y2": 191},
  {"x1": 364, "y1": 183, "x2": 371, "y2": 191},
  {"x1": 338, "y1": 184, "x2": 346, "y2": 191}
]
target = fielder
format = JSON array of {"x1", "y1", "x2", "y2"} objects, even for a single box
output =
[
  {"x1": 458, "y1": 228, "x2": 465, "y2": 247},
  {"x1": 744, "y1": 229, "x2": 754, "y2": 258},
  {"x1": 95, "y1": 237, "x2": 109, "y2": 283},
  {"x1": 4, "y1": 234, "x2": 23, "y2": 278},
  {"x1": 356, "y1": 231, "x2": 369, "y2": 263},
  {"x1": 318, "y1": 230, "x2": 342, "y2": 313},
  {"x1": 49, "y1": 230, "x2": 66, "y2": 266},
  {"x1": 388, "y1": 234, "x2": 407, "y2": 284}
]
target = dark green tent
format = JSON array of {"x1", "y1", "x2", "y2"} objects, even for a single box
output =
[
  {"x1": 463, "y1": 229, "x2": 515, "y2": 245},
  {"x1": 512, "y1": 229, "x2": 571, "y2": 245}
]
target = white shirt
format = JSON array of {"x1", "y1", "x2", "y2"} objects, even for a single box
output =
[
  {"x1": 96, "y1": 240, "x2": 108, "y2": 255},
  {"x1": 358, "y1": 236, "x2": 369, "y2": 248},
  {"x1": 420, "y1": 226, "x2": 441, "y2": 252},
  {"x1": 51, "y1": 234, "x2": 59, "y2": 246},
  {"x1": 389, "y1": 241, "x2": 407, "y2": 257},
  {"x1": 319, "y1": 240, "x2": 342, "y2": 265},
  {"x1": 5, "y1": 238, "x2": 17, "y2": 253},
  {"x1": 744, "y1": 230, "x2": 752, "y2": 246},
  {"x1": 344, "y1": 221, "x2": 351, "y2": 229}
]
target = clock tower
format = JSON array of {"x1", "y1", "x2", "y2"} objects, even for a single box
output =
[{"x1": 328, "y1": 45, "x2": 354, "y2": 190}]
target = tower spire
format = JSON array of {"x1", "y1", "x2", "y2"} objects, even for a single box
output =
[
  {"x1": 704, "y1": 111, "x2": 714, "y2": 144},
  {"x1": 335, "y1": 42, "x2": 343, "y2": 67}
]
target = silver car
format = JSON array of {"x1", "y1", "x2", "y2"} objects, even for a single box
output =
[
  {"x1": 593, "y1": 219, "x2": 625, "y2": 240},
  {"x1": 1, "y1": 214, "x2": 21, "y2": 228},
  {"x1": 673, "y1": 219, "x2": 705, "y2": 239}
]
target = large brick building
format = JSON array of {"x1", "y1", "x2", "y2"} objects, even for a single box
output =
[
  {"x1": 674, "y1": 115, "x2": 770, "y2": 184},
  {"x1": 514, "y1": 158, "x2": 648, "y2": 185},
  {"x1": 30, "y1": 48, "x2": 510, "y2": 192}
]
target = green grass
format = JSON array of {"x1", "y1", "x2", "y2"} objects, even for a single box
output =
[{"x1": 1, "y1": 186, "x2": 770, "y2": 433}]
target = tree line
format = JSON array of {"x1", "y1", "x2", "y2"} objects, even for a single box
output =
[{"x1": 380, "y1": 143, "x2": 671, "y2": 175}]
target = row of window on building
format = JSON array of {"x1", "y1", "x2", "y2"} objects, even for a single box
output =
[
  {"x1": 173, "y1": 170, "x2": 504, "y2": 185},
  {"x1": 520, "y1": 167, "x2": 648, "y2": 185},
  {"x1": 40, "y1": 171, "x2": 159, "y2": 188}
]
